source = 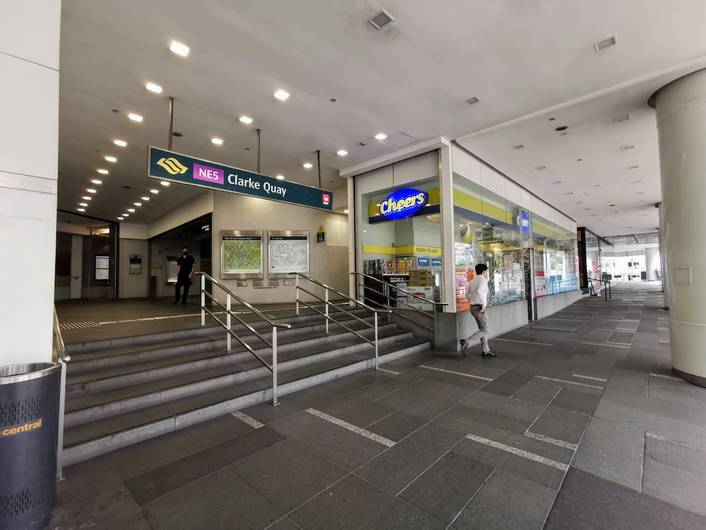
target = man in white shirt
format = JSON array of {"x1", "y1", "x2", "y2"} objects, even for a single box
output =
[{"x1": 461, "y1": 263, "x2": 495, "y2": 357}]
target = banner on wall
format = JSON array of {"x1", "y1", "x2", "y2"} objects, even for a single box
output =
[{"x1": 148, "y1": 147, "x2": 333, "y2": 211}]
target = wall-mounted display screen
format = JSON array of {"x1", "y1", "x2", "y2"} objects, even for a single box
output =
[
  {"x1": 129, "y1": 254, "x2": 142, "y2": 274},
  {"x1": 95, "y1": 255, "x2": 110, "y2": 280},
  {"x1": 166, "y1": 256, "x2": 179, "y2": 284},
  {"x1": 221, "y1": 230, "x2": 264, "y2": 279},
  {"x1": 268, "y1": 231, "x2": 309, "y2": 277}
]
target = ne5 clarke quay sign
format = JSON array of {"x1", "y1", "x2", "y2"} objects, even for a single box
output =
[{"x1": 148, "y1": 147, "x2": 333, "y2": 211}]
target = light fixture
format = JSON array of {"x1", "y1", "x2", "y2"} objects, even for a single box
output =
[
  {"x1": 86, "y1": 188, "x2": 97, "y2": 194},
  {"x1": 79, "y1": 202, "x2": 88, "y2": 207},
  {"x1": 343, "y1": 209, "x2": 349, "y2": 214},
  {"x1": 336, "y1": 149, "x2": 348, "y2": 157},
  {"x1": 613, "y1": 113, "x2": 631, "y2": 123},
  {"x1": 104, "y1": 155, "x2": 117, "y2": 163},
  {"x1": 211, "y1": 137, "x2": 224, "y2": 146},
  {"x1": 91, "y1": 179, "x2": 103, "y2": 185},
  {"x1": 169, "y1": 40, "x2": 190, "y2": 57},
  {"x1": 127, "y1": 113, "x2": 143, "y2": 123},
  {"x1": 113, "y1": 139, "x2": 127, "y2": 147},
  {"x1": 276, "y1": 174, "x2": 285, "y2": 180},
  {"x1": 620, "y1": 144, "x2": 635, "y2": 151},
  {"x1": 97, "y1": 169, "x2": 109, "y2": 175},
  {"x1": 145, "y1": 81, "x2": 163, "y2": 94},
  {"x1": 76, "y1": 208, "x2": 85, "y2": 212},
  {"x1": 81, "y1": 196, "x2": 92, "y2": 201},
  {"x1": 141, "y1": 196, "x2": 150, "y2": 201},
  {"x1": 160, "y1": 180, "x2": 170, "y2": 186},
  {"x1": 512, "y1": 144, "x2": 525, "y2": 150},
  {"x1": 302, "y1": 162, "x2": 313, "y2": 169},
  {"x1": 594, "y1": 35, "x2": 617, "y2": 53},
  {"x1": 127, "y1": 208, "x2": 135, "y2": 213},
  {"x1": 369, "y1": 9, "x2": 395, "y2": 30},
  {"x1": 628, "y1": 164, "x2": 639, "y2": 170},
  {"x1": 273, "y1": 89, "x2": 290, "y2": 101},
  {"x1": 150, "y1": 188, "x2": 159, "y2": 194},
  {"x1": 238, "y1": 115, "x2": 253, "y2": 125},
  {"x1": 117, "y1": 216, "x2": 124, "y2": 221},
  {"x1": 122, "y1": 213, "x2": 129, "y2": 217},
  {"x1": 537, "y1": 165, "x2": 548, "y2": 171},
  {"x1": 466, "y1": 96, "x2": 480, "y2": 106},
  {"x1": 374, "y1": 132, "x2": 387, "y2": 141},
  {"x1": 134, "y1": 202, "x2": 142, "y2": 206}
]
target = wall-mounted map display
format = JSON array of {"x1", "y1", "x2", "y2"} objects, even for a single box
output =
[
  {"x1": 221, "y1": 230, "x2": 264, "y2": 279},
  {"x1": 268, "y1": 231, "x2": 309, "y2": 277}
]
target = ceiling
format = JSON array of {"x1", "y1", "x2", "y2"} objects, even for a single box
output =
[{"x1": 58, "y1": 1, "x2": 706, "y2": 234}]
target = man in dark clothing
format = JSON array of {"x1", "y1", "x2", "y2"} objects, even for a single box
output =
[{"x1": 175, "y1": 247, "x2": 195, "y2": 305}]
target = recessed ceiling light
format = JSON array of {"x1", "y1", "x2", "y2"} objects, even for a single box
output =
[
  {"x1": 86, "y1": 188, "x2": 97, "y2": 194},
  {"x1": 81, "y1": 196, "x2": 92, "y2": 201},
  {"x1": 465, "y1": 96, "x2": 480, "y2": 106},
  {"x1": 512, "y1": 144, "x2": 525, "y2": 150},
  {"x1": 127, "y1": 208, "x2": 135, "y2": 213},
  {"x1": 76, "y1": 208, "x2": 85, "y2": 212},
  {"x1": 169, "y1": 40, "x2": 190, "y2": 57},
  {"x1": 276, "y1": 174, "x2": 285, "y2": 180},
  {"x1": 613, "y1": 113, "x2": 631, "y2": 123},
  {"x1": 79, "y1": 202, "x2": 88, "y2": 207},
  {"x1": 594, "y1": 35, "x2": 617, "y2": 53},
  {"x1": 369, "y1": 9, "x2": 395, "y2": 30},
  {"x1": 150, "y1": 188, "x2": 159, "y2": 194},
  {"x1": 631, "y1": 180, "x2": 643, "y2": 184},
  {"x1": 141, "y1": 196, "x2": 150, "y2": 201},
  {"x1": 160, "y1": 181, "x2": 170, "y2": 187},
  {"x1": 620, "y1": 144, "x2": 635, "y2": 151},
  {"x1": 374, "y1": 132, "x2": 387, "y2": 141},
  {"x1": 211, "y1": 137, "x2": 224, "y2": 146},
  {"x1": 577, "y1": 158, "x2": 583, "y2": 162},
  {"x1": 343, "y1": 209, "x2": 349, "y2": 214},
  {"x1": 122, "y1": 213, "x2": 129, "y2": 217},
  {"x1": 537, "y1": 166, "x2": 548, "y2": 171},
  {"x1": 145, "y1": 82, "x2": 163, "y2": 94},
  {"x1": 552, "y1": 180, "x2": 562, "y2": 184},
  {"x1": 97, "y1": 168, "x2": 109, "y2": 175},
  {"x1": 127, "y1": 113, "x2": 143, "y2": 123},
  {"x1": 113, "y1": 139, "x2": 127, "y2": 147},
  {"x1": 636, "y1": 192, "x2": 645, "y2": 195},
  {"x1": 117, "y1": 216, "x2": 124, "y2": 220},
  {"x1": 238, "y1": 115, "x2": 253, "y2": 125},
  {"x1": 584, "y1": 207, "x2": 591, "y2": 211},
  {"x1": 91, "y1": 179, "x2": 102, "y2": 185},
  {"x1": 628, "y1": 164, "x2": 639, "y2": 170},
  {"x1": 134, "y1": 202, "x2": 142, "y2": 206},
  {"x1": 273, "y1": 89, "x2": 290, "y2": 101},
  {"x1": 555, "y1": 125, "x2": 568, "y2": 132},
  {"x1": 104, "y1": 155, "x2": 117, "y2": 163},
  {"x1": 302, "y1": 162, "x2": 313, "y2": 169},
  {"x1": 336, "y1": 149, "x2": 348, "y2": 157},
  {"x1": 564, "y1": 192, "x2": 574, "y2": 195}
]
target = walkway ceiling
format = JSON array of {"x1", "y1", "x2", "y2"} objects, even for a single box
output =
[{"x1": 58, "y1": 0, "x2": 706, "y2": 234}]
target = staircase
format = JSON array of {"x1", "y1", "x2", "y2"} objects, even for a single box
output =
[{"x1": 61, "y1": 307, "x2": 430, "y2": 466}]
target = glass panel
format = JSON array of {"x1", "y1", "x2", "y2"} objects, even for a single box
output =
[{"x1": 533, "y1": 215, "x2": 578, "y2": 296}]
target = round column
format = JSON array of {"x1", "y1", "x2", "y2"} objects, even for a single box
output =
[
  {"x1": 644, "y1": 247, "x2": 660, "y2": 281},
  {"x1": 650, "y1": 68, "x2": 706, "y2": 387}
]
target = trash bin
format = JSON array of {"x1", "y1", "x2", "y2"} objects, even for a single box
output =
[{"x1": 0, "y1": 363, "x2": 61, "y2": 530}]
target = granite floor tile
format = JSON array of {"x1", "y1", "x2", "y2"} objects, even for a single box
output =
[
  {"x1": 529, "y1": 406, "x2": 590, "y2": 445},
  {"x1": 233, "y1": 438, "x2": 345, "y2": 512},
  {"x1": 290, "y1": 475, "x2": 445, "y2": 530},
  {"x1": 143, "y1": 467, "x2": 283, "y2": 529},
  {"x1": 366, "y1": 410, "x2": 428, "y2": 441},
  {"x1": 436, "y1": 402, "x2": 533, "y2": 434},
  {"x1": 461, "y1": 390, "x2": 544, "y2": 422},
  {"x1": 648, "y1": 375, "x2": 706, "y2": 409},
  {"x1": 606, "y1": 367, "x2": 648, "y2": 395},
  {"x1": 374, "y1": 383, "x2": 458, "y2": 420},
  {"x1": 318, "y1": 394, "x2": 396, "y2": 427},
  {"x1": 551, "y1": 388, "x2": 601, "y2": 415},
  {"x1": 454, "y1": 469, "x2": 556, "y2": 530},
  {"x1": 512, "y1": 378, "x2": 563, "y2": 405},
  {"x1": 356, "y1": 423, "x2": 465, "y2": 494},
  {"x1": 480, "y1": 370, "x2": 535, "y2": 397},
  {"x1": 572, "y1": 417, "x2": 645, "y2": 491},
  {"x1": 181, "y1": 413, "x2": 254, "y2": 447}
]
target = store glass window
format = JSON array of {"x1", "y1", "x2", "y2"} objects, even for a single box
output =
[
  {"x1": 453, "y1": 176, "x2": 528, "y2": 310},
  {"x1": 585, "y1": 230, "x2": 602, "y2": 281},
  {"x1": 533, "y1": 215, "x2": 578, "y2": 296}
]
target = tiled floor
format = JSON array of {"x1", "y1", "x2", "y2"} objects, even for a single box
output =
[{"x1": 50, "y1": 283, "x2": 706, "y2": 529}]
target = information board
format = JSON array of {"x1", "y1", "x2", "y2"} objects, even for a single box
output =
[
  {"x1": 166, "y1": 256, "x2": 179, "y2": 284},
  {"x1": 221, "y1": 231, "x2": 264, "y2": 279},
  {"x1": 95, "y1": 255, "x2": 110, "y2": 281},
  {"x1": 268, "y1": 232, "x2": 309, "y2": 277}
]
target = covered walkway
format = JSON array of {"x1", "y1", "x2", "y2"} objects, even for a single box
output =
[{"x1": 50, "y1": 286, "x2": 706, "y2": 529}]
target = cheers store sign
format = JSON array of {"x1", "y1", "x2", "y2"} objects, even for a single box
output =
[{"x1": 378, "y1": 188, "x2": 428, "y2": 220}]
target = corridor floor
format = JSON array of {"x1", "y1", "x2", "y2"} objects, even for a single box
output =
[{"x1": 50, "y1": 285, "x2": 706, "y2": 529}]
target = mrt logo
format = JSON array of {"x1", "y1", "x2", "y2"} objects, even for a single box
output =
[{"x1": 321, "y1": 193, "x2": 331, "y2": 206}]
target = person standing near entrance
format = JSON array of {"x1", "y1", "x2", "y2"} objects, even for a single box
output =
[
  {"x1": 175, "y1": 247, "x2": 195, "y2": 305},
  {"x1": 461, "y1": 263, "x2": 495, "y2": 357}
]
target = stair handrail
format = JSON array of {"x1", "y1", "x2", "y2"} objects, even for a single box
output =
[
  {"x1": 291, "y1": 273, "x2": 390, "y2": 370},
  {"x1": 53, "y1": 307, "x2": 69, "y2": 481},
  {"x1": 196, "y1": 271, "x2": 291, "y2": 405},
  {"x1": 587, "y1": 276, "x2": 612, "y2": 300}
]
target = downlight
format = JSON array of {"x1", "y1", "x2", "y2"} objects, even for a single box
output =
[
  {"x1": 594, "y1": 35, "x2": 617, "y2": 53},
  {"x1": 369, "y1": 9, "x2": 395, "y2": 30}
]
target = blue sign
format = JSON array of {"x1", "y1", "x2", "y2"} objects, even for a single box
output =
[
  {"x1": 148, "y1": 147, "x2": 333, "y2": 211},
  {"x1": 520, "y1": 210, "x2": 530, "y2": 234},
  {"x1": 378, "y1": 188, "x2": 428, "y2": 220},
  {"x1": 417, "y1": 257, "x2": 430, "y2": 267},
  {"x1": 431, "y1": 257, "x2": 442, "y2": 267}
]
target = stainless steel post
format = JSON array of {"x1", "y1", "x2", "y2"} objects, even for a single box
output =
[
  {"x1": 374, "y1": 312, "x2": 379, "y2": 370},
  {"x1": 200, "y1": 274, "x2": 206, "y2": 326},
  {"x1": 272, "y1": 326, "x2": 279, "y2": 406},
  {"x1": 295, "y1": 275, "x2": 300, "y2": 315},
  {"x1": 56, "y1": 358, "x2": 68, "y2": 481},
  {"x1": 325, "y1": 289, "x2": 329, "y2": 334},
  {"x1": 226, "y1": 294, "x2": 232, "y2": 352}
]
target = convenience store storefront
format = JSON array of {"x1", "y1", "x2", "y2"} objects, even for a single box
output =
[{"x1": 345, "y1": 139, "x2": 580, "y2": 348}]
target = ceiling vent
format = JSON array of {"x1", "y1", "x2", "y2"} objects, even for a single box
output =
[
  {"x1": 369, "y1": 9, "x2": 395, "y2": 30},
  {"x1": 466, "y1": 96, "x2": 480, "y2": 106},
  {"x1": 594, "y1": 35, "x2": 617, "y2": 52},
  {"x1": 613, "y1": 113, "x2": 631, "y2": 123}
]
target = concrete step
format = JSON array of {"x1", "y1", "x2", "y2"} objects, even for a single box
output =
[
  {"x1": 62, "y1": 338, "x2": 430, "y2": 466},
  {"x1": 64, "y1": 327, "x2": 411, "y2": 427},
  {"x1": 67, "y1": 309, "x2": 374, "y2": 375},
  {"x1": 66, "y1": 314, "x2": 379, "y2": 383}
]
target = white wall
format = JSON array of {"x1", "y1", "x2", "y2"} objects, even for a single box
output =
[
  {"x1": 119, "y1": 239, "x2": 149, "y2": 298},
  {"x1": 0, "y1": 0, "x2": 61, "y2": 366},
  {"x1": 212, "y1": 192, "x2": 348, "y2": 304},
  {"x1": 148, "y1": 191, "x2": 214, "y2": 238}
]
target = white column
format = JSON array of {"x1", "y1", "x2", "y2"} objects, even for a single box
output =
[
  {"x1": 0, "y1": 1, "x2": 61, "y2": 366},
  {"x1": 644, "y1": 247, "x2": 660, "y2": 282},
  {"x1": 651, "y1": 68, "x2": 706, "y2": 386},
  {"x1": 657, "y1": 203, "x2": 670, "y2": 307}
]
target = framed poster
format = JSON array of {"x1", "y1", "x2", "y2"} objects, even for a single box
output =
[
  {"x1": 166, "y1": 256, "x2": 179, "y2": 284},
  {"x1": 129, "y1": 254, "x2": 143, "y2": 274},
  {"x1": 95, "y1": 255, "x2": 110, "y2": 281},
  {"x1": 268, "y1": 231, "x2": 309, "y2": 278},
  {"x1": 221, "y1": 230, "x2": 264, "y2": 279}
]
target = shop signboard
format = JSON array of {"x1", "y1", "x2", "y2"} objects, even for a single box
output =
[
  {"x1": 377, "y1": 188, "x2": 428, "y2": 220},
  {"x1": 148, "y1": 147, "x2": 333, "y2": 211}
]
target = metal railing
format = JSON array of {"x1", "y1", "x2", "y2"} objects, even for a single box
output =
[
  {"x1": 292, "y1": 273, "x2": 390, "y2": 370},
  {"x1": 351, "y1": 272, "x2": 446, "y2": 338},
  {"x1": 197, "y1": 272, "x2": 291, "y2": 405},
  {"x1": 587, "y1": 276, "x2": 612, "y2": 300},
  {"x1": 53, "y1": 307, "x2": 70, "y2": 481}
]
